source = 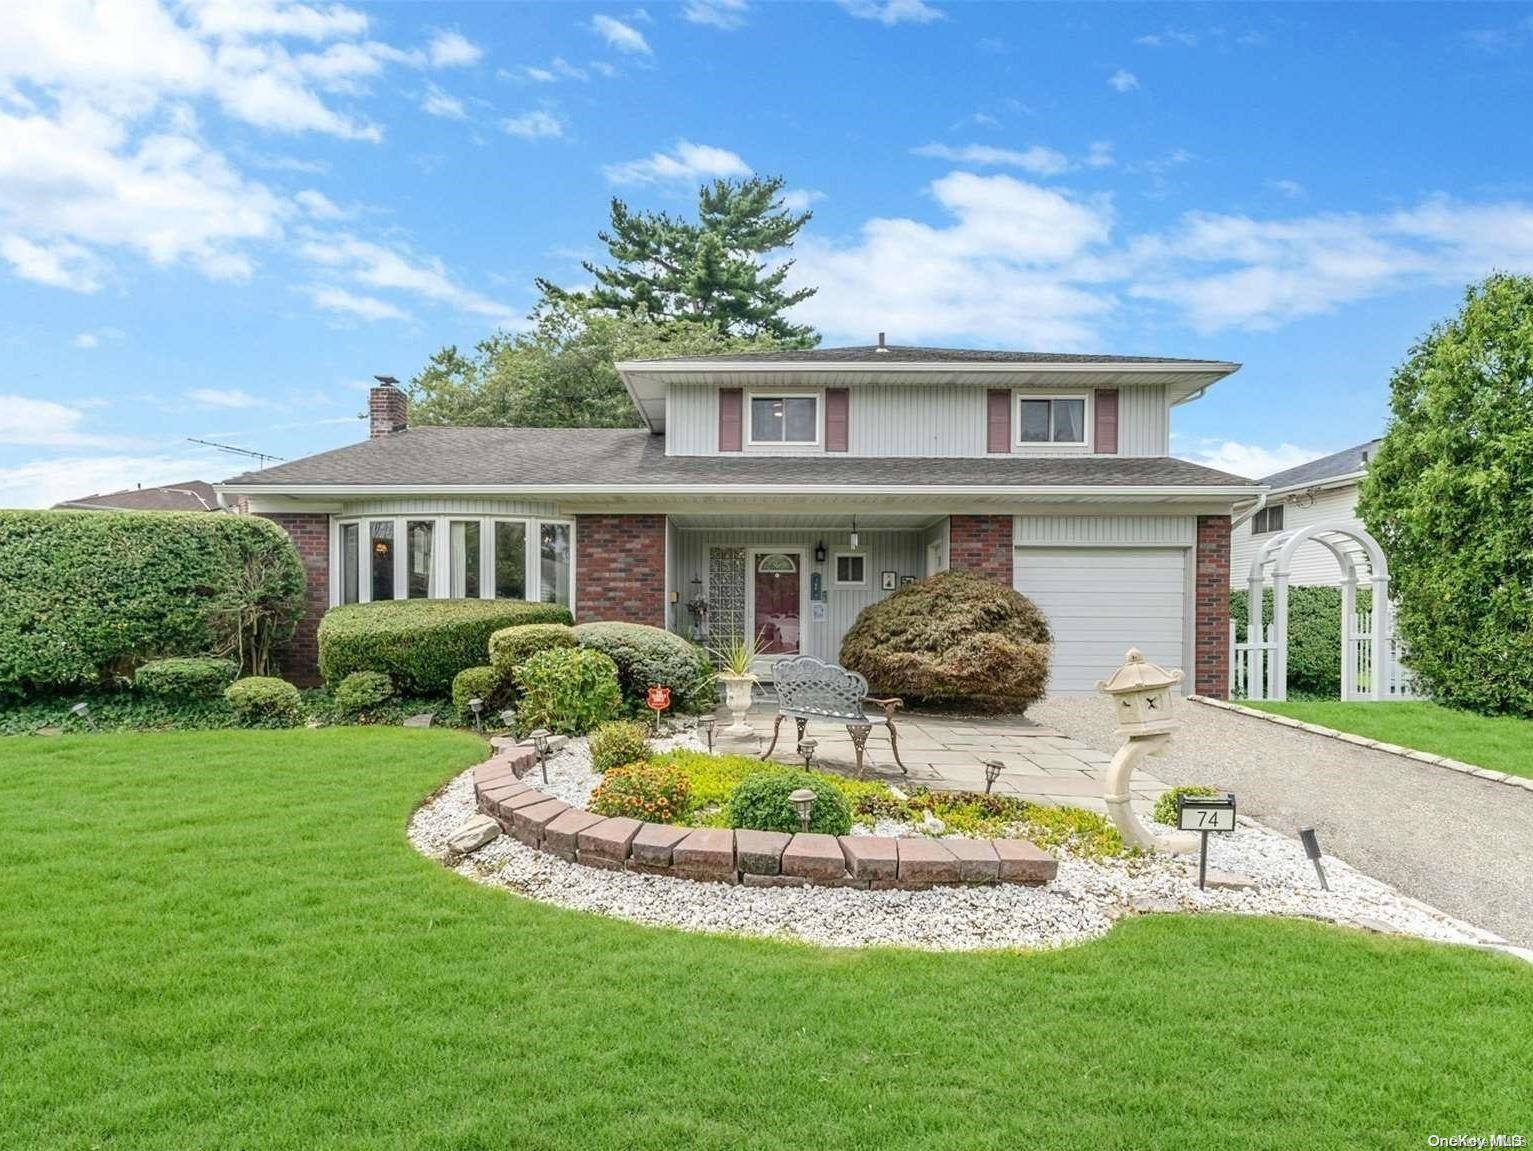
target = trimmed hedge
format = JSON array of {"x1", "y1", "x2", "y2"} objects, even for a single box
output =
[
  {"x1": 317, "y1": 599, "x2": 571, "y2": 694},
  {"x1": 451, "y1": 665, "x2": 506, "y2": 723},
  {"x1": 0, "y1": 510, "x2": 304, "y2": 697},
  {"x1": 333, "y1": 671, "x2": 394, "y2": 716},
  {"x1": 133, "y1": 657, "x2": 239, "y2": 699},
  {"x1": 488, "y1": 623, "x2": 576, "y2": 679},
  {"x1": 840, "y1": 570, "x2": 1052, "y2": 711},
  {"x1": 725, "y1": 769, "x2": 852, "y2": 837},
  {"x1": 514, "y1": 647, "x2": 621, "y2": 734},
  {"x1": 225, "y1": 677, "x2": 301, "y2": 727},
  {"x1": 1230, "y1": 586, "x2": 1370, "y2": 700},
  {"x1": 572, "y1": 622, "x2": 715, "y2": 713}
]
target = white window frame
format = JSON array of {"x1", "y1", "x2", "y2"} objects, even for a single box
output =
[
  {"x1": 831, "y1": 550, "x2": 868, "y2": 588},
  {"x1": 1251, "y1": 503, "x2": 1286, "y2": 536},
  {"x1": 1014, "y1": 391, "x2": 1092, "y2": 452},
  {"x1": 329, "y1": 514, "x2": 576, "y2": 608},
  {"x1": 745, "y1": 389, "x2": 823, "y2": 449}
]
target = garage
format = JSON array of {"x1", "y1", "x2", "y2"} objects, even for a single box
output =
[{"x1": 1013, "y1": 547, "x2": 1187, "y2": 694}]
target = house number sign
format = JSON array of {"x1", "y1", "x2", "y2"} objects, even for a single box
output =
[{"x1": 1177, "y1": 792, "x2": 1237, "y2": 889}]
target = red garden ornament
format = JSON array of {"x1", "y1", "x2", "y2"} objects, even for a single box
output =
[{"x1": 645, "y1": 684, "x2": 672, "y2": 732}]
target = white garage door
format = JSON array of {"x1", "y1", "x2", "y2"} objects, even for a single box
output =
[{"x1": 1014, "y1": 547, "x2": 1187, "y2": 694}]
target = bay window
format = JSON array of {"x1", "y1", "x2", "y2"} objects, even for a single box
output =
[
  {"x1": 340, "y1": 522, "x2": 360, "y2": 605},
  {"x1": 406, "y1": 520, "x2": 434, "y2": 598},
  {"x1": 449, "y1": 521, "x2": 480, "y2": 597},
  {"x1": 369, "y1": 521, "x2": 394, "y2": 601},
  {"x1": 540, "y1": 522, "x2": 572, "y2": 608},
  {"x1": 494, "y1": 521, "x2": 527, "y2": 600}
]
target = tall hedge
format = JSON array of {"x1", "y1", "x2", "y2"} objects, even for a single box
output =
[
  {"x1": 0, "y1": 510, "x2": 304, "y2": 697},
  {"x1": 1229, "y1": 586, "x2": 1371, "y2": 700},
  {"x1": 1358, "y1": 273, "x2": 1533, "y2": 715},
  {"x1": 317, "y1": 599, "x2": 572, "y2": 694}
]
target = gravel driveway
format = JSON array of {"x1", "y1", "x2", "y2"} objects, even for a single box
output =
[{"x1": 1032, "y1": 696, "x2": 1533, "y2": 948}]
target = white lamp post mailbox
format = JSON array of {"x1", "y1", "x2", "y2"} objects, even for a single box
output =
[{"x1": 1096, "y1": 648, "x2": 1196, "y2": 854}]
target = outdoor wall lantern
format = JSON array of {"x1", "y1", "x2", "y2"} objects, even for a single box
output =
[
  {"x1": 788, "y1": 787, "x2": 817, "y2": 833},
  {"x1": 696, "y1": 715, "x2": 716, "y2": 754},
  {"x1": 1096, "y1": 648, "x2": 1195, "y2": 855},
  {"x1": 467, "y1": 698, "x2": 483, "y2": 731},
  {"x1": 797, "y1": 738, "x2": 818, "y2": 768},
  {"x1": 983, "y1": 759, "x2": 1004, "y2": 794},
  {"x1": 529, "y1": 727, "x2": 553, "y2": 783},
  {"x1": 813, "y1": 540, "x2": 827, "y2": 564}
]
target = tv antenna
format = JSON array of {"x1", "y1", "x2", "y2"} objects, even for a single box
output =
[{"x1": 186, "y1": 437, "x2": 286, "y2": 468}]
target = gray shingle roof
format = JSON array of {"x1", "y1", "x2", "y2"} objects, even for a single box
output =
[
  {"x1": 55, "y1": 481, "x2": 219, "y2": 512},
  {"x1": 1261, "y1": 439, "x2": 1381, "y2": 489},
  {"x1": 630, "y1": 344, "x2": 1230, "y2": 365},
  {"x1": 222, "y1": 427, "x2": 1255, "y2": 488}
]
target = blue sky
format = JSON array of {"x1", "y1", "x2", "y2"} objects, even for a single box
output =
[{"x1": 4, "y1": 0, "x2": 1532, "y2": 506}]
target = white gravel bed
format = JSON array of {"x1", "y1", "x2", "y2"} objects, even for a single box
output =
[{"x1": 407, "y1": 735, "x2": 1507, "y2": 953}]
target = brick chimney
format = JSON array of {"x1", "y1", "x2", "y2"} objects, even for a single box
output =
[{"x1": 369, "y1": 378, "x2": 408, "y2": 439}]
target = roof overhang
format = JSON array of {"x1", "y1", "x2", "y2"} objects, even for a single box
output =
[
  {"x1": 615, "y1": 359, "x2": 1242, "y2": 432},
  {"x1": 1264, "y1": 471, "x2": 1364, "y2": 498}
]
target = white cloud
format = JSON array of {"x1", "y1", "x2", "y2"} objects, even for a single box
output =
[
  {"x1": 1109, "y1": 69, "x2": 1140, "y2": 92},
  {"x1": 1085, "y1": 141, "x2": 1115, "y2": 169},
  {"x1": 0, "y1": 450, "x2": 225, "y2": 509},
  {"x1": 297, "y1": 232, "x2": 517, "y2": 323},
  {"x1": 186, "y1": 387, "x2": 268, "y2": 409},
  {"x1": 780, "y1": 188, "x2": 825, "y2": 213},
  {"x1": 1269, "y1": 178, "x2": 1306, "y2": 199},
  {"x1": 303, "y1": 284, "x2": 410, "y2": 322},
  {"x1": 295, "y1": 188, "x2": 345, "y2": 218},
  {"x1": 0, "y1": 394, "x2": 140, "y2": 447},
  {"x1": 589, "y1": 60, "x2": 618, "y2": 78},
  {"x1": 426, "y1": 30, "x2": 483, "y2": 68},
  {"x1": 520, "y1": 57, "x2": 588, "y2": 83},
  {"x1": 185, "y1": 0, "x2": 370, "y2": 43},
  {"x1": 1135, "y1": 29, "x2": 1199, "y2": 48},
  {"x1": 591, "y1": 15, "x2": 652, "y2": 55},
  {"x1": 683, "y1": 0, "x2": 749, "y2": 29},
  {"x1": 912, "y1": 142, "x2": 1071, "y2": 176},
  {"x1": 603, "y1": 139, "x2": 749, "y2": 184},
  {"x1": 421, "y1": 84, "x2": 466, "y2": 119},
  {"x1": 839, "y1": 0, "x2": 945, "y2": 25},
  {"x1": 72, "y1": 326, "x2": 124, "y2": 350},
  {"x1": 1, "y1": 236, "x2": 100, "y2": 292},
  {"x1": 1179, "y1": 440, "x2": 1324, "y2": 480},
  {"x1": 503, "y1": 110, "x2": 564, "y2": 139}
]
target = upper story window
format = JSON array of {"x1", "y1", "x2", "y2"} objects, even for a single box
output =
[
  {"x1": 1018, "y1": 396, "x2": 1087, "y2": 446},
  {"x1": 1251, "y1": 504, "x2": 1285, "y2": 535},
  {"x1": 749, "y1": 394, "x2": 819, "y2": 445}
]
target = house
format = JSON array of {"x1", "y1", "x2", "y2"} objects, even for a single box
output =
[
  {"x1": 1229, "y1": 438, "x2": 1380, "y2": 589},
  {"x1": 55, "y1": 480, "x2": 221, "y2": 513},
  {"x1": 215, "y1": 344, "x2": 1259, "y2": 695}
]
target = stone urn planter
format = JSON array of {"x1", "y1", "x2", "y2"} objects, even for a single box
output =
[{"x1": 718, "y1": 673, "x2": 757, "y2": 736}]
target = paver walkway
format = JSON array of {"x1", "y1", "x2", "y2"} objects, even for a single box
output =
[{"x1": 1032, "y1": 695, "x2": 1533, "y2": 949}]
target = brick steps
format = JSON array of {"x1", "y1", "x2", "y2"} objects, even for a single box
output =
[{"x1": 471, "y1": 755, "x2": 1057, "y2": 889}]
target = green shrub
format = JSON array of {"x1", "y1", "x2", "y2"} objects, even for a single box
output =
[
  {"x1": 317, "y1": 599, "x2": 571, "y2": 694},
  {"x1": 725, "y1": 769, "x2": 852, "y2": 837},
  {"x1": 133, "y1": 657, "x2": 239, "y2": 699},
  {"x1": 840, "y1": 570, "x2": 1051, "y2": 711},
  {"x1": 225, "y1": 676, "x2": 302, "y2": 728},
  {"x1": 573, "y1": 622, "x2": 715, "y2": 713},
  {"x1": 1230, "y1": 587, "x2": 1370, "y2": 700},
  {"x1": 589, "y1": 762, "x2": 692, "y2": 824},
  {"x1": 488, "y1": 623, "x2": 576, "y2": 679},
  {"x1": 588, "y1": 720, "x2": 653, "y2": 773},
  {"x1": 0, "y1": 510, "x2": 304, "y2": 696},
  {"x1": 451, "y1": 665, "x2": 507, "y2": 723},
  {"x1": 333, "y1": 671, "x2": 394, "y2": 716},
  {"x1": 1152, "y1": 786, "x2": 1220, "y2": 827},
  {"x1": 514, "y1": 647, "x2": 621, "y2": 734}
]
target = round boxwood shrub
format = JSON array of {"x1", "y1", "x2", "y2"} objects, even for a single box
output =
[
  {"x1": 839, "y1": 570, "x2": 1052, "y2": 711},
  {"x1": 333, "y1": 670, "x2": 394, "y2": 716},
  {"x1": 134, "y1": 656, "x2": 239, "y2": 699},
  {"x1": 1152, "y1": 785, "x2": 1219, "y2": 826},
  {"x1": 451, "y1": 665, "x2": 507, "y2": 723},
  {"x1": 588, "y1": 719, "x2": 653, "y2": 774},
  {"x1": 225, "y1": 676, "x2": 302, "y2": 728},
  {"x1": 589, "y1": 761, "x2": 691, "y2": 824},
  {"x1": 514, "y1": 647, "x2": 622, "y2": 734},
  {"x1": 317, "y1": 599, "x2": 572, "y2": 695},
  {"x1": 488, "y1": 623, "x2": 576, "y2": 679},
  {"x1": 572, "y1": 622, "x2": 715, "y2": 713},
  {"x1": 725, "y1": 769, "x2": 852, "y2": 837}
]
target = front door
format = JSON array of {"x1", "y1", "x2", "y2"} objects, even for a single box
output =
[{"x1": 752, "y1": 551, "x2": 801, "y2": 674}]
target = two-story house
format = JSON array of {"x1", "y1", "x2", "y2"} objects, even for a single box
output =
[{"x1": 216, "y1": 343, "x2": 1258, "y2": 696}]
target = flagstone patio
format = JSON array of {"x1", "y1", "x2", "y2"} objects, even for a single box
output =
[{"x1": 721, "y1": 703, "x2": 1167, "y2": 815}]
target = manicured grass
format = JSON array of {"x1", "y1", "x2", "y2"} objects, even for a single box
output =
[
  {"x1": 2, "y1": 729, "x2": 1529, "y2": 1149},
  {"x1": 1241, "y1": 699, "x2": 1533, "y2": 780}
]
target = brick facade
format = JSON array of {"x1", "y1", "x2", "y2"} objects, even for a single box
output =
[
  {"x1": 260, "y1": 512, "x2": 329, "y2": 685},
  {"x1": 369, "y1": 385, "x2": 408, "y2": 438},
  {"x1": 947, "y1": 514, "x2": 1014, "y2": 585},
  {"x1": 1194, "y1": 515, "x2": 1231, "y2": 698},
  {"x1": 574, "y1": 514, "x2": 666, "y2": 626}
]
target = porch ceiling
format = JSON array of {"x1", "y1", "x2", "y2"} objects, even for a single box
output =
[{"x1": 666, "y1": 511, "x2": 945, "y2": 530}]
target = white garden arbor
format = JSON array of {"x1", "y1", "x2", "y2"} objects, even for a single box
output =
[{"x1": 1239, "y1": 521, "x2": 1395, "y2": 701}]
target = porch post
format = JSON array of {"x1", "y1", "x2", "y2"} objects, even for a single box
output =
[
  {"x1": 1339, "y1": 573, "x2": 1357, "y2": 700},
  {"x1": 1246, "y1": 569, "x2": 1265, "y2": 701},
  {"x1": 1369, "y1": 575, "x2": 1389, "y2": 701},
  {"x1": 1271, "y1": 572, "x2": 1290, "y2": 702}
]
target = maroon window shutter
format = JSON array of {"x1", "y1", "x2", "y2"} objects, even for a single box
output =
[
  {"x1": 986, "y1": 390, "x2": 1011, "y2": 454},
  {"x1": 825, "y1": 388, "x2": 849, "y2": 452},
  {"x1": 718, "y1": 388, "x2": 743, "y2": 452},
  {"x1": 1094, "y1": 389, "x2": 1119, "y2": 455}
]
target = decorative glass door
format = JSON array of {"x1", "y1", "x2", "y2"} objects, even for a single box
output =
[{"x1": 753, "y1": 552, "x2": 801, "y2": 657}]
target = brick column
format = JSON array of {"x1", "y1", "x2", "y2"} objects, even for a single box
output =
[
  {"x1": 947, "y1": 515, "x2": 1014, "y2": 585},
  {"x1": 574, "y1": 514, "x2": 666, "y2": 626},
  {"x1": 1194, "y1": 515, "x2": 1231, "y2": 698},
  {"x1": 259, "y1": 512, "x2": 328, "y2": 685}
]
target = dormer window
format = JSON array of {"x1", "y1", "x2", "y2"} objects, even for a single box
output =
[
  {"x1": 749, "y1": 393, "x2": 819, "y2": 445},
  {"x1": 1018, "y1": 396, "x2": 1087, "y2": 445}
]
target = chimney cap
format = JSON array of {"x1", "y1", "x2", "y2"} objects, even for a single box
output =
[
  {"x1": 875, "y1": 331, "x2": 888, "y2": 352},
  {"x1": 373, "y1": 374, "x2": 400, "y2": 388}
]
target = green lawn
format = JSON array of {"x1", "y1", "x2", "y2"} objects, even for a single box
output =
[
  {"x1": 1241, "y1": 699, "x2": 1533, "y2": 780},
  {"x1": 2, "y1": 730, "x2": 1528, "y2": 1149}
]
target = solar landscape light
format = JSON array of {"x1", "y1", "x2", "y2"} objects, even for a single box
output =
[
  {"x1": 70, "y1": 701, "x2": 95, "y2": 731},
  {"x1": 467, "y1": 697, "x2": 483, "y2": 731},
  {"x1": 797, "y1": 737, "x2": 818, "y2": 768},
  {"x1": 1298, "y1": 826, "x2": 1329, "y2": 891},
  {"x1": 983, "y1": 759, "x2": 1004, "y2": 794},
  {"x1": 529, "y1": 727, "x2": 553, "y2": 784},
  {"x1": 696, "y1": 715, "x2": 716, "y2": 754},
  {"x1": 499, "y1": 708, "x2": 517, "y2": 731},
  {"x1": 788, "y1": 787, "x2": 817, "y2": 833}
]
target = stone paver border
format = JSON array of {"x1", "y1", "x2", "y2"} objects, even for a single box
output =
[
  {"x1": 466, "y1": 748, "x2": 1058, "y2": 889},
  {"x1": 1189, "y1": 695, "x2": 1533, "y2": 794}
]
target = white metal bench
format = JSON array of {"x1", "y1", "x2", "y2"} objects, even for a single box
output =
[{"x1": 759, "y1": 656, "x2": 906, "y2": 777}]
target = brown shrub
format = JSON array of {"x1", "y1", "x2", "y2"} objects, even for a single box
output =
[{"x1": 838, "y1": 570, "x2": 1051, "y2": 711}]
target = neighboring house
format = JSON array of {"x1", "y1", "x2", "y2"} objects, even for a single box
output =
[
  {"x1": 216, "y1": 344, "x2": 1258, "y2": 695},
  {"x1": 1229, "y1": 439, "x2": 1381, "y2": 589},
  {"x1": 54, "y1": 481, "x2": 221, "y2": 513}
]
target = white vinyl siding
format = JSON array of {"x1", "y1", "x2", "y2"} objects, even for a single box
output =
[
  {"x1": 1015, "y1": 514, "x2": 1195, "y2": 548},
  {"x1": 1014, "y1": 547, "x2": 1187, "y2": 694},
  {"x1": 1229, "y1": 483, "x2": 1365, "y2": 589}
]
